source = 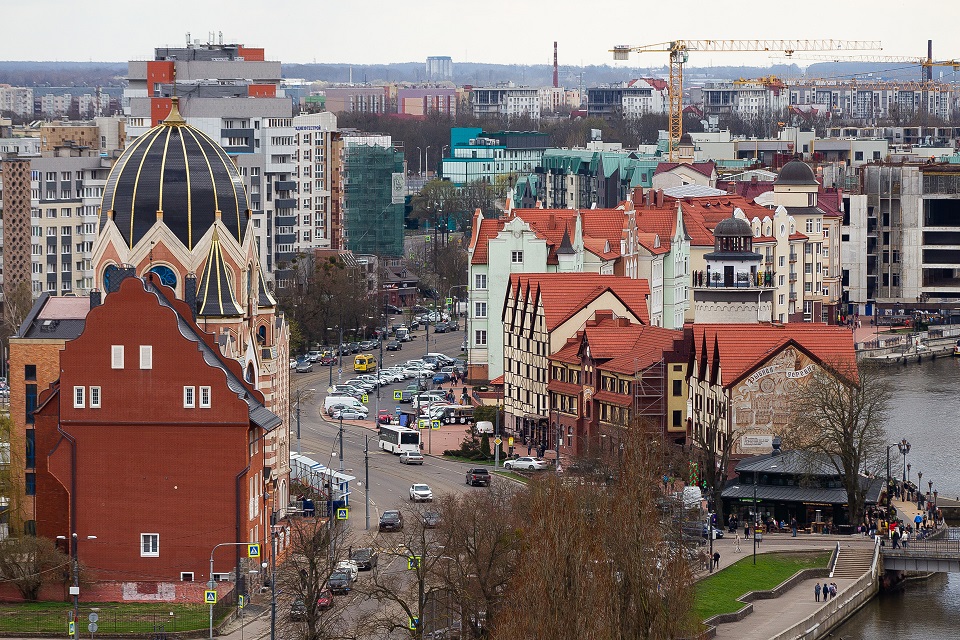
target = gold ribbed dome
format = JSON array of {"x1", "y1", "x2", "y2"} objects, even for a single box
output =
[{"x1": 100, "y1": 98, "x2": 250, "y2": 250}]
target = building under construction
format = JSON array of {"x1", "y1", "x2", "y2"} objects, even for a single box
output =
[{"x1": 342, "y1": 134, "x2": 406, "y2": 258}]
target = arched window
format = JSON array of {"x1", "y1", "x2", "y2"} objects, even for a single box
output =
[
  {"x1": 148, "y1": 265, "x2": 177, "y2": 289},
  {"x1": 245, "y1": 362, "x2": 255, "y2": 384},
  {"x1": 258, "y1": 325, "x2": 267, "y2": 344},
  {"x1": 103, "y1": 264, "x2": 120, "y2": 292}
]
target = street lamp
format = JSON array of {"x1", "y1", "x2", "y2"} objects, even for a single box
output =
[
  {"x1": 57, "y1": 533, "x2": 96, "y2": 635},
  {"x1": 885, "y1": 440, "x2": 906, "y2": 505},
  {"x1": 907, "y1": 463, "x2": 911, "y2": 484},
  {"x1": 897, "y1": 439, "x2": 910, "y2": 483},
  {"x1": 292, "y1": 388, "x2": 315, "y2": 456},
  {"x1": 425, "y1": 146, "x2": 431, "y2": 178}
]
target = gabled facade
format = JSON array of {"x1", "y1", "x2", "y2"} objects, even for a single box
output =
[
  {"x1": 502, "y1": 274, "x2": 650, "y2": 440},
  {"x1": 686, "y1": 323, "x2": 856, "y2": 473}
]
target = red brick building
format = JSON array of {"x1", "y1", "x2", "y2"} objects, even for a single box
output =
[{"x1": 32, "y1": 273, "x2": 279, "y2": 592}]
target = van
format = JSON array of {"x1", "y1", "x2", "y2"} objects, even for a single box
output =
[
  {"x1": 396, "y1": 327, "x2": 411, "y2": 342},
  {"x1": 440, "y1": 405, "x2": 474, "y2": 425},
  {"x1": 324, "y1": 395, "x2": 364, "y2": 414},
  {"x1": 475, "y1": 420, "x2": 494, "y2": 434},
  {"x1": 354, "y1": 354, "x2": 376, "y2": 372}
]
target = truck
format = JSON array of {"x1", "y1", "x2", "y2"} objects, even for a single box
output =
[
  {"x1": 465, "y1": 468, "x2": 491, "y2": 487},
  {"x1": 396, "y1": 326, "x2": 411, "y2": 342}
]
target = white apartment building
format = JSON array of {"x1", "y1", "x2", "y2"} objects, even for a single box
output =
[
  {"x1": 471, "y1": 86, "x2": 541, "y2": 120},
  {"x1": 292, "y1": 112, "x2": 339, "y2": 252},
  {"x1": 701, "y1": 79, "x2": 790, "y2": 120},
  {"x1": 0, "y1": 85, "x2": 34, "y2": 117}
]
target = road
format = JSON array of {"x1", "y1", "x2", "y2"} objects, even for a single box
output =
[{"x1": 290, "y1": 323, "x2": 478, "y2": 534}]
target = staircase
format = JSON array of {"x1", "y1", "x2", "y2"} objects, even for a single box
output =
[{"x1": 832, "y1": 547, "x2": 875, "y2": 579}]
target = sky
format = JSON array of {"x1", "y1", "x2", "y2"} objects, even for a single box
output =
[{"x1": 5, "y1": 1, "x2": 960, "y2": 71}]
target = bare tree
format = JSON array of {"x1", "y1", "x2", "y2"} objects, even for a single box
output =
[
  {"x1": 434, "y1": 485, "x2": 521, "y2": 639},
  {"x1": 688, "y1": 404, "x2": 744, "y2": 525},
  {"x1": 784, "y1": 360, "x2": 890, "y2": 523},
  {"x1": 492, "y1": 427, "x2": 697, "y2": 639},
  {"x1": 0, "y1": 536, "x2": 71, "y2": 601}
]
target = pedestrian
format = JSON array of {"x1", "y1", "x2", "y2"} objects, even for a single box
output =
[
  {"x1": 527, "y1": 442, "x2": 532, "y2": 455},
  {"x1": 712, "y1": 551, "x2": 720, "y2": 569},
  {"x1": 791, "y1": 516, "x2": 798, "y2": 537},
  {"x1": 814, "y1": 582, "x2": 821, "y2": 602},
  {"x1": 830, "y1": 583, "x2": 837, "y2": 599},
  {"x1": 734, "y1": 531, "x2": 742, "y2": 552}
]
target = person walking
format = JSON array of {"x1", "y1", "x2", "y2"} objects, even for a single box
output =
[
  {"x1": 830, "y1": 583, "x2": 837, "y2": 599},
  {"x1": 734, "y1": 531, "x2": 742, "y2": 552},
  {"x1": 791, "y1": 517, "x2": 798, "y2": 537},
  {"x1": 712, "y1": 551, "x2": 720, "y2": 569},
  {"x1": 814, "y1": 582, "x2": 821, "y2": 602}
]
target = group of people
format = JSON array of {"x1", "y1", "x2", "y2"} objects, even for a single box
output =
[{"x1": 814, "y1": 581, "x2": 838, "y2": 602}]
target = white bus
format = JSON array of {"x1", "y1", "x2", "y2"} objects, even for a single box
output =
[{"x1": 379, "y1": 425, "x2": 421, "y2": 454}]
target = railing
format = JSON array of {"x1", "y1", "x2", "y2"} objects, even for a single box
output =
[
  {"x1": 828, "y1": 541, "x2": 840, "y2": 578},
  {"x1": 882, "y1": 537, "x2": 960, "y2": 558}
]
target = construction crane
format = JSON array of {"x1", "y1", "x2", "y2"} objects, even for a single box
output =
[
  {"x1": 610, "y1": 40, "x2": 882, "y2": 160},
  {"x1": 771, "y1": 53, "x2": 960, "y2": 71}
]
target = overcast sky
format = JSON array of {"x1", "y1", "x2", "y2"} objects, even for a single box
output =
[{"x1": 6, "y1": 1, "x2": 960, "y2": 72}]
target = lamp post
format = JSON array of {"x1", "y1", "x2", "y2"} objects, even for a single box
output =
[
  {"x1": 339, "y1": 413, "x2": 345, "y2": 474},
  {"x1": 753, "y1": 474, "x2": 758, "y2": 566},
  {"x1": 907, "y1": 463, "x2": 911, "y2": 484},
  {"x1": 885, "y1": 440, "x2": 905, "y2": 505},
  {"x1": 416, "y1": 146, "x2": 422, "y2": 177},
  {"x1": 897, "y1": 439, "x2": 910, "y2": 483},
  {"x1": 57, "y1": 533, "x2": 96, "y2": 637},
  {"x1": 292, "y1": 388, "x2": 315, "y2": 456},
  {"x1": 425, "y1": 146, "x2": 431, "y2": 179}
]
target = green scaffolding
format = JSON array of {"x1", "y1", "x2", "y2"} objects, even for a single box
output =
[{"x1": 343, "y1": 144, "x2": 406, "y2": 257}]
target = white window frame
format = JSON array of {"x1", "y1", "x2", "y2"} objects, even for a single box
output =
[
  {"x1": 475, "y1": 329, "x2": 487, "y2": 346},
  {"x1": 200, "y1": 386, "x2": 211, "y2": 408},
  {"x1": 183, "y1": 386, "x2": 195, "y2": 408},
  {"x1": 140, "y1": 533, "x2": 159, "y2": 557},
  {"x1": 180, "y1": 572, "x2": 194, "y2": 582},
  {"x1": 474, "y1": 273, "x2": 487, "y2": 290},
  {"x1": 89, "y1": 386, "x2": 101, "y2": 409},
  {"x1": 474, "y1": 302, "x2": 487, "y2": 318},
  {"x1": 140, "y1": 345, "x2": 153, "y2": 369},
  {"x1": 73, "y1": 386, "x2": 85, "y2": 408},
  {"x1": 111, "y1": 345, "x2": 124, "y2": 369},
  {"x1": 511, "y1": 251, "x2": 524, "y2": 264}
]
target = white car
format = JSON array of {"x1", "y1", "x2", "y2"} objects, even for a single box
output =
[
  {"x1": 335, "y1": 559, "x2": 359, "y2": 581},
  {"x1": 402, "y1": 366, "x2": 432, "y2": 379},
  {"x1": 409, "y1": 483, "x2": 434, "y2": 502},
  {"x1": 399, "y1": 452, "x2": 424, "y2": 465},
  {"x1": 504, "y1": 456, "x2": 549, "y2": 471},
  {"x1": 380, "y1": 369, "x2": 405, "y2": 383}
]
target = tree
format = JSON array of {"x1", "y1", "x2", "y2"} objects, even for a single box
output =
[
  {"x1": 689, "y1": 402, "x2": 743, "y2": 525},
  {"x1": 784, "y1": 360, "x2": 891, "y2": 523},
  {"x1": 434, "y1": 486, "x2": 521, "y2": 639},
  {"x1": 492, "y1": 427, "x2": 697, "y2": 639},
  {"x1": 0, "y1": 536, "x2": 71, "y2": 601}
]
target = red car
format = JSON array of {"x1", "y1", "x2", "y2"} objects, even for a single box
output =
[
  {"x1": 378, "y1": 410, "x2": 393, "y2": 424},
  {"x1": 317, "y1": 589, "x2": 333, "y2": 610}
]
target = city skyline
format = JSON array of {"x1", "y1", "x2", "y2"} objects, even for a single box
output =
[{"x1": 5, "y1": 1, "x2": 960, "y2": 70}]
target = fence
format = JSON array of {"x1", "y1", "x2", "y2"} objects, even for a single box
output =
[{"x1": 0, "y1": 598, "x2": 235, "y2": 635}]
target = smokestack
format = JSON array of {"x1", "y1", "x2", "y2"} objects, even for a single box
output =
[
  {"x1": 553, "y1": 41, "x2": 559, "y2": 88},
  {"x1": 927, "y1": 40, "x2": 933, "y2": 82}
]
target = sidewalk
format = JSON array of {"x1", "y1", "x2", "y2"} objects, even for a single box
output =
[{"x1": 695, "y1": 533, "x2": 872, "y2": 640}]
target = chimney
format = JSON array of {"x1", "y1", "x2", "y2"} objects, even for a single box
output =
[
  {"x1": 655, "y1": 189, "x2": 664, "y2": 207},
  {"x1": 632, "y1": 186, "x2": 644, "y2": 206},
  {"x1": 89, "y1": 289, "x2": 102, "y2": 310},
  {"x1": 553, "y1": 42, "x2": 559, "y2": 88},
  {"x1": 184, "y1": 273, "x2": 198, "y2": 321}
]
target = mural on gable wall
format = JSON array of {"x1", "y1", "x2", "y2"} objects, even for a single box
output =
[{"x1": 731, "y1": 346, "x2": 818, "y2": 454}]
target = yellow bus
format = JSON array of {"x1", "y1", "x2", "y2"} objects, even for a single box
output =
[{"x1": 354, "y1": 354, "x2": 377, "y2": 372}]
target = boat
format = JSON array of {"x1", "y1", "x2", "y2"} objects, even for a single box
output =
[{"x1": 953, "y1": 340, "x2": 960, "y2": 357}]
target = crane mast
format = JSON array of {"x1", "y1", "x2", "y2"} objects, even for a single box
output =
[{"x1": 612, "y1": 39, "x2": 882, "y2": 160}]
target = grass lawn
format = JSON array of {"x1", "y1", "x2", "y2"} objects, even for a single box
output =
[
  {"x1": 694, "y1": 552, "x2": 830, "y2": 622},
  {"x1": 493, "y1": 470, "x2": 529, "y2": 484},
  {"x1": 0, "y1": 602, "x2": 228, "y2": 634}
]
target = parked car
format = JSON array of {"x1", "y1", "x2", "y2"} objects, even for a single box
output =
[
  {"x1": 379, "y1": 510, "x2": 404, "y2": 532},
  {"x1": 359, "y1": 340, "x2": 374, "y2": 351},
  {"x1": 432, "y1": 372, "x2": 452, "y2": 385},
  {"x1": 306, "y1": 350, "x2": 322, "y2": 362},
  {"x1": 409, "y1": 483, "x2": 434, "y2": 502},
  {"x1": 316, "y1": 590, "x2": 333, "y2": 610},
  {"x1": 326, "y1": 401, "x2": 368, "y2": 418},
  {"x1": 328, "y1": 570, "x2": 353, "y2": 595},
  {"x1": 332, "y1": 408, "x2": 367, "y2": 420},
  {"x1": 384, "y1": 304, "x2": 403, "y2": 315},
  {"x1": 466, "y1": 468, "x2": 492, "y2": 487},
  {"x1": 350, "y1": 547, "x2": 379, "y2": 571},
  {"x1": 400, "y1": 451, "x2": 425, "y2": 465},
  {"x1": 344, "y1": 378, "x2": 375, "y2": 392},
  {"x1": 379, "y1": 370, "x2": 405, "y2": 383},
  {"x1": 320, "y1": 354, "x2": 338, "y2": 366},
  {"x1": 432, "y1": 322, "x2": 448, "y2": 333},
  {"x1": 290, "y1": 598, "x2": 307, "y2": 621},
  {"x1": 503, "y1": 456, "x2": 549, "y2": 471},
  {"x1": 386, "y1": 339, "x2": 402, "y2": 351},
  {"x1": 295, "y1": 361, "x2": 314, "y2": 373},
  {"x1": 703, "y1": 525, "x2": 725, "y2": 540},
  {"x1": 349, "y1": 342, "x2": 362, "y2": 354},
  {"x1": 335, "y1": 560, "x2": 359, "y2": 581},
  {"x1": 289, "y1": 358, "x2": 298, "y2": 370},
  {"x1": 422, "y1": 510, "x2": 441, "y2": 529},
  {"x1": 412, "y1": 305, "x2": 430, "y2": 314}
]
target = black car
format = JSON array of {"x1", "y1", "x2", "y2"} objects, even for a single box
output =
[
  {"x1": 328, "y1": 570, "x2": 353, "y2": 595},
  {"x1": 410, "y1": 319, "x2": 421, "y2": 330},
  {"x1": 384, "y1": 304, "x2": 402, "y2": 314},
  {"x1": 379, "y1": 510, "x2": 404, "y2": 532},
  {"x1": 412, "y1": 305, "x2": 429, "y2": 314},
  {"x1": 422, "y1": 511, "x2": 441, "y2": 529},
  {"x1": 338, "y1": 344, "x2": 351, "y2": 356},
  {"x1": 349, "y1": 342, "x2": 361, "y2": 354},
  {"x1": 295, "y1": 361, "x2": 314, "y2": 373},
  {"x1": 290, "y1": 598, "x2": 306, "y2": 620},
  {"x1": 350, "y1": 547, "x2": 379, "y2": 570},
  {"x1": 386, "y1": 339, "x2": 402, "y2": 351},
  {"x1": 433, "y1": 322, "x2": 448, "y2": 333}
]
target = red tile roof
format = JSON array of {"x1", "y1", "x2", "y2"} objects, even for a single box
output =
[
  {"x1": 690, "y1": 323, "x2": 857, "y2": 387},
  {"x1": 635, "y1": 232, "x2": 670, "y2": 255},
  {"x1": 489, "y1": 374, "x2": 504, "y2": 385},
  {"x1": 548, "y1": 379, "x2": 584, "y2": 396},
  {"x1": 469, "y1": 218, "x2": 506, "y2": 265},
  {"x1": 654, "y1": 161, "x2": 717, "y2": 178},
  {"x1": 508, "y1": 273, "x2": 650, "y2": 329},
  {"x1": 593, "y1": 389, "x2": 632, "y2": 407}
]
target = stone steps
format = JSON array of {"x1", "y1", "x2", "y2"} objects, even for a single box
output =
[{"x1": 832, "y1": 547, "x2": 875, "y2": 579}]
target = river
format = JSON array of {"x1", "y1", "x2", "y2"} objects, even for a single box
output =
[{"x1": 834, "y1": 356, "x2": 960, "y2": 637}]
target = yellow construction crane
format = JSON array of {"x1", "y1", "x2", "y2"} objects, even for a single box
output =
[
  {"x1": 611, "y1": 40, "x2": 882, "y2": 160},
  {"x1": 773, "y1": 53, "x2": 960, "y2": 70}
]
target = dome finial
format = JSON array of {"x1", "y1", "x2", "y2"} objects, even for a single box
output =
[{"x1": 164, "y1": 97, "x2": 186, "y2": 126}]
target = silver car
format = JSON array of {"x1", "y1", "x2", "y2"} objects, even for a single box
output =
[{"x1": 399, "y1": 452, "x2": 424, "y2": 465}]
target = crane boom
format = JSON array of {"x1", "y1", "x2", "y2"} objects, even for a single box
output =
[
  {"x1": 772, "y1": 53, "x2": 960, "y2": 68},
  {"x1": 611, "y1": 39, "x2": 883, "y2": 159}
]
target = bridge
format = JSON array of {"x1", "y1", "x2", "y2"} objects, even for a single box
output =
[{"x1": 881, "y1": 528, "x2": 960, "y2": 572}]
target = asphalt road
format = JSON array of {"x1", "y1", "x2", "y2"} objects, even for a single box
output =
[{"x1": 290, "y1": 323, "x2": 479, "y2": 535}]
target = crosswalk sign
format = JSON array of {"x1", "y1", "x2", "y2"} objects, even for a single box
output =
[
  {"x1": 407, "y1": 555, "x2": 422, "y2": 570},
  {"x1": 247, "y1": 544, "x2": 260, "y2": 558},
  {"x1": 408, "y1": 617, "x2": 420, "y2": 630},
  {"x1": 418, "y1": 419, "x2": 429, "y2": 429},
  {"x1": 238, "y1": 595, "x2": 246, "y2": 609},
  {"x1": 394, "y1": 390, "x2": 403, "y2": 401},
  {"x1": 362, "y1": 393, "x2": 369, "y2": 403},
  {"x1": 69, "y1": 621, "x2": 75, "y2": 636},
  {"x1": 205, "y1": 590, "x2": 218, "y2": 604},
  {"x1": 431, "y1": 419, "x2": 441, "y2": 430},
  {"x1": 336, "y1": 507, "x2": 349, "y2": 520}
]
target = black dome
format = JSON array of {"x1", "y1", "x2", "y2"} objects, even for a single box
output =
[
  {"x1": 101, "y1": 100, "x2": 249, "y2": 250},
  {"x1": 775, "y1": 159, "x2": 818, "y2": 185},
  {"x1": 713, "y1": 214, "x2": 752, "y2": 237},
  {"x1": 679, "y1": 132, "x2": 694, "y2": 145}
]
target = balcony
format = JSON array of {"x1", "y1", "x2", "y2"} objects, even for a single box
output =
[
  {"x1": 789, "y1": 292, "x2": 797, "y2": 301},
  {"x1": 274, "y1": 180, "x2": 297, "y2": 192},
  {"x1": 274, "y1": 215, "x2": 296, "y2": 227},
  {"x1": 789, "y1": 273, "x2": 797, "y2": 283},
  {"x1": 275, "y1": 198, "x2": 297, "y2": 210},
  {"x1": 789, "y1": 253, "x2": 797, "y2": 263}
]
